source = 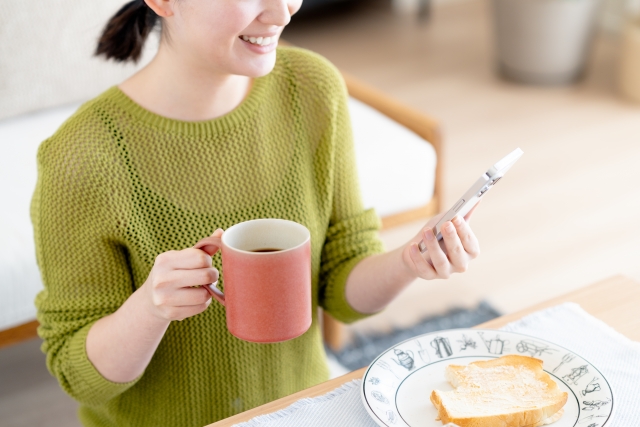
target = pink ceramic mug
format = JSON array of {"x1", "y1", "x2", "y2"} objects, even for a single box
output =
[{"x1": 193, "y1": 218, "x2": 311, "y2": 343}]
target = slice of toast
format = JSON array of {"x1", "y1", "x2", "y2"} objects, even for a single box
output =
[{"x1": 430, "y1": 355, "x2": 568, "y2": 427}]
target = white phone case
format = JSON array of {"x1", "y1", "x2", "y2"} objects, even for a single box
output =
[{"x1": 418, "y1": 148, "x2": 523, "y2": 253}]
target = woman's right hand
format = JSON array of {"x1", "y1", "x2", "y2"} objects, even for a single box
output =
[{"x1": 142, "y1": 229, "x2": 224, "y2": 322}]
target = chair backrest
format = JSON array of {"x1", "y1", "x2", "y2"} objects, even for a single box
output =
[
  {"x1": 342, "y1": 71, "x2": 443, "y2": 228},
  {"x1": 0, "y1": 0, "x2": 157, "y2": 121}
]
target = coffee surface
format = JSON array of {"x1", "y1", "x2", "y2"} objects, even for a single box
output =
[{"x1": 250, "y1": 248, "x2": 283, "y2": 253}]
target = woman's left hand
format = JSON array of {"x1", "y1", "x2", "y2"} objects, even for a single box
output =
[{"x1": 401, "y1": 205, "x2": 480, "y2": 280}]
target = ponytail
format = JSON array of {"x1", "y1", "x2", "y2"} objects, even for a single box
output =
[{"x1": 95, "y1": 0, "x2": 158, "y2": 63}]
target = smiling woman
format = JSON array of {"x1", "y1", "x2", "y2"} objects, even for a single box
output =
[
  {"x1": 95, "y1": 0, "x2": 301, "y2": 121},
  {"x1": 30, "y1": 1, "x2": 480, "y2": 426}
]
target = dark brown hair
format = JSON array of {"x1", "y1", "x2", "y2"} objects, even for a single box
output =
[{"x1": 95, "y1": 0, "x2": 159, "y2": 63}]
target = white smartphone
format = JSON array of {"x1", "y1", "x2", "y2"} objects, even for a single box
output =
[{"x1": 418, "y1": 148, "x2": 524, "y2": 253}]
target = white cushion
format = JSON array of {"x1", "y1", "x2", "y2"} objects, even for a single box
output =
[
  {"x1": 0, "y1": 1, "x2": 158, "y2": 120},
  {"x1": 0, "y1": 97, "x2": 436, "y2": 331},
  {"x1": 349, "y1": 97, "x2": 436, "y2": 218},
  {"x1": 0, "y1": 102, "x2": 82, "y2": 330}
]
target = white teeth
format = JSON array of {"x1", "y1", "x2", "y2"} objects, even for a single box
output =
[{"x1": 241, "y1": 35, "x2": 277, "y2": 46}]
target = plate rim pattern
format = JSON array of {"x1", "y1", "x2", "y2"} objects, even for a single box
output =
[{"x1": 360, "y1": 328, "x2": 614, "y2": 427}]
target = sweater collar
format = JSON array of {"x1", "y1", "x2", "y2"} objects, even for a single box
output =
[{"x1": 104, "y1": 74, "x2": 268, "y2": 137}]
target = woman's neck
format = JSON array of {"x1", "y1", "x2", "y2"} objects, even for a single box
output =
[{"x1": 118, "y1": 45, "x2": 253, "y2": 122}]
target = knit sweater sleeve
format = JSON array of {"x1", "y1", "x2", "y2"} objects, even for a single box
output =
[
  {"x1": 30, "y1": 119, "x2": 141, "y2": 406},
  {"x1": 308, "y1": 53, "x2": 387, "y2": 324}
]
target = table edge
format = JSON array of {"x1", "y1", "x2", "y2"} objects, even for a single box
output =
[{"x1": 206, "y1": 274, "x2": 638, "y2": 426}]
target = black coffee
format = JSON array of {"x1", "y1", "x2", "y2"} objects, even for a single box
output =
[{"x1": 250, "y1": 248, "x2": 283, "y2": 253}]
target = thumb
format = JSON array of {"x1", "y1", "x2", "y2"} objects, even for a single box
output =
[
  {"x1": 193, "y1": 228, "x2": 224, "y2": 256},
  {"x1": 463, "y1": 200, "x2": 482, "y2": 224}
]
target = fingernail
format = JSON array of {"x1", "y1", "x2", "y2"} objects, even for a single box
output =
[
  {"x1": 444, "y1": 222, "x2": 454, "y2": 233},
  {"x1": 452, "y1": 216, "x2": 462, "y2": 225},
  {"x1": 425, "y1": 229, "x2": 435, "y2": 241}
]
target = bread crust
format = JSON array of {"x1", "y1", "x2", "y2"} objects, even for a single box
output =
[{"x1": 430, "y1": 355, "x2": 568, "y2": 427}]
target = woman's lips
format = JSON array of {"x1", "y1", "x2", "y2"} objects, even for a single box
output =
[{"x1": 239, "y1": 36, "x2": 278, "y2": 54}]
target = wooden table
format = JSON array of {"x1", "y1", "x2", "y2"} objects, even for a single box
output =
[{"x1": 207, "y1": 275, "x2": 640, "y2": 426}]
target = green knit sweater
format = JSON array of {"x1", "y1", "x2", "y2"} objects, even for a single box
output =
[{"x1": 30, "y1": 47, "x2": 385, "y2": 426}]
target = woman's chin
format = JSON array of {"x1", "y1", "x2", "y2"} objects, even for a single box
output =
[{"x1": 238, "y1": 55, "x2": 278, "y2": 78}]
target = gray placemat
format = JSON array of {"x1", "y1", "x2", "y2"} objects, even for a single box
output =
[{"x1": 329, "y1": 302, "x2": 500, "y2": 371}]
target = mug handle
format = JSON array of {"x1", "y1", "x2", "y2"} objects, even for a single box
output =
[{"x1": 193, "y1": 231, "x2": 225, "y2": 307}]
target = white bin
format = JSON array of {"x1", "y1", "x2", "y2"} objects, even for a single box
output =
[{"x1": 492, "y1": 0, "x2": 602, "y2": 84}]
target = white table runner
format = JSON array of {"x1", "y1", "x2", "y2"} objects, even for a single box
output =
[{"x1": 233, "y1": 303, "x2": 640, "y2": 427}]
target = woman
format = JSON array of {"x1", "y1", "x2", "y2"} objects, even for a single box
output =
[{"x1": 30, "y1": 0, "x2": 480, "y2": 426}]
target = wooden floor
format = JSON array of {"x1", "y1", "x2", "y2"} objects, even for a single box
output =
[{"x1": 285, "y1": 0, "x2": 640, "y2": 336}]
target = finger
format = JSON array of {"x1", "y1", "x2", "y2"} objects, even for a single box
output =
[
  {"x1": 408, "y1": 243, "x2": 438, "y2": 280},
  {"x1": 452, "y1": 215, "x2": 480, "y2": 258},
  {"x1": 422, "y1": 226, "x2": 451, "y2": 278},
  {"x1": 163, "y1": 267, "x2": 219, "y2": 290},
  {"x1": 175, "y1": 288, "x2": 212, "y2": 307},
  {"x1": 463, "y1": 200, "x2": 482, "y2": 224},
  {"x1": 193, "y1": 228, "x2": 224, "y2": 257},
  {"x1": 155, "y1": 286, "x2": 211, "y2": 309},
  {"x1": 201, "y1": 282, "x2": 216, "y2": 298},
  {"x1": 440, "y1": 220, "x2": 467, "y2": 273},
  {"x1": 424, "y1": 211, "x2": 447, "y2": 229},
  {"x1": 155, "y1": 248, "x2": 213, "y2": 270}
]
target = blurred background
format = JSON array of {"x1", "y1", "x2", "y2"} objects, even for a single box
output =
[
  {"x1": 284, "y1": 0, "x2": 640, "y2": 330},
  {"x1": 285, "y1": 0, "x2": 640, "y2": 354},
  {"x1": 2, "y1": 0, "x2": 640, "y2": 425}
]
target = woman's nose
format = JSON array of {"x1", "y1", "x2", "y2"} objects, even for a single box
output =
[{"x1": 259, "y1": 0, "x2": 296, "y2": 27}]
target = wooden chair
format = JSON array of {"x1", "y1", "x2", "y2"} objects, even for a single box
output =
[
  {"x1": 0, "y1": 321, "x2": 38, "y2": 350},
  {"x1": 322, "y1": 71, "x2": 443, "y2": 352}
]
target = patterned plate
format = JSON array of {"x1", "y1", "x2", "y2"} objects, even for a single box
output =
[{"x1": 360, "y1": 328, "x2": 613, "y2": 427}]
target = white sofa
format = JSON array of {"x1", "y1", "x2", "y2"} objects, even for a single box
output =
[{"x1": 0, "y1": 1, "x2": 438, "y2": 340}]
